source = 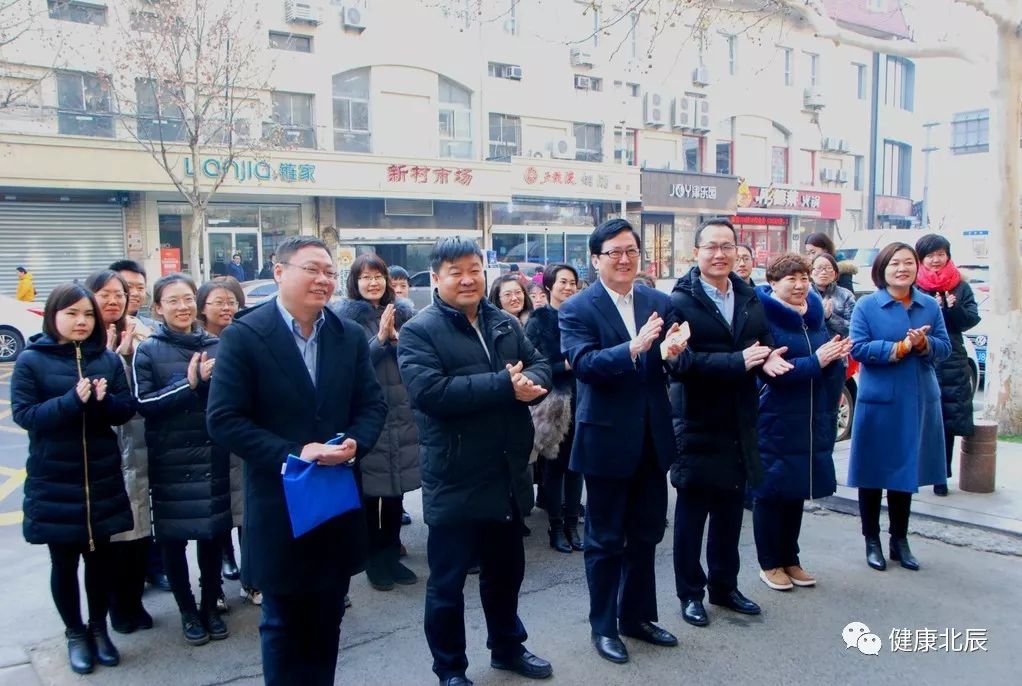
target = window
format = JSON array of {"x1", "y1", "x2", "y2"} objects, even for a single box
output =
[
  {"x1": 884, "y1": 56, "x2": 914, "y2": 111},
  {"x1": 881, "y1": 140, "x2": 912, "y2": 196},
  {"x1": 682, "y1": 136, "x2": 702, "y2": 172},
  {"x1": 854, "y1": 155, "x2": 864, "y2": 191},
  {"x1": 47, "y1": 0, "x2": 106, "y2": 25},
  {"x1": 771, "y1": 146, "x2": 788, "y2": 183},
  {"x1": 488, "y1": 113, "x2": 521, "y2": 160},
  {"x1": 951, "y1": 110, "x2": 989, "y2": 154},
  {"x1": 727, "y1": 35, "x2": 737, "y2": 76},
  {"x1": 782, "y1": 47, "x2": 793, "y2": 86},
  {"x1": 614, "y1": 81, "x2": 640, "y2": 97},
  {"x1": 629, "y1": 12, "x2": 639, "y2": 59},
  {"x1": 574, "y1": 75, "x2": 602, "y2": 91},
  {"x1": 130, "y1": 9, "x2": 161, "y2": 32},
  {"x1": 716, "y1": 141, "x2": 732, "y2": 175},
  {"x1": 439, "y1": 76, "x2": 472, "y2": 159},
  {"x1": 805, "y1": 52, "x2": 819, "y2": 87},
  {"x1": 269, "y1": 31, "x2": 312, "y2": 52},
  {"x1": 592, "y1": 6, "x2": 600, "y2": 47},
  {"x1": 573, "y1": 122, "x2": 603, "y2": 162},
  {"x1": 614, "y1": 129, "x2": 636, "y2": 166},
  {"x1": 135, "y1": 79, "x2": 185, "y2": 142},
  {"x1": 854, "y1": 63, "x2": 867, "y2": 100},
  {"x1": 333, "y1": 69, "x2": 370, "y2": 152},
  {"x1": 488, "y1": 62, "x2": 522, "y2": 80},
  {"x1": 56, "y1": 71, "x2": 113, "y2": 137},
  {"x1": 267, "y1": 92, "x2": 315, "y2": 148}
]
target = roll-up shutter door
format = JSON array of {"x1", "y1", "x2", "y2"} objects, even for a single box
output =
[{"x1": 0, "y1": 203, "x2": 125, "y2": 301}]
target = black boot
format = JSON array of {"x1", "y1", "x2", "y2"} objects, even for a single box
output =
[
  {"x1": 365, "y1": 549, "x2": 394, "y2": 591},
  {"x1": 387, "y1": 544, "x2": 418, "y2": 585},
  {"x1": 221, "y1": 542, "x2": 240, "y2": 581},
  {"x1": 201, "y1": 606, "x2": 229, "y2": 640},
  {"x1": 563, "y1": 519, "x2": 584, "y2": 551},
  {"x1": 548, "y1": 518, "x2": 572, "y2": 553},
  {"x1": 865, "y1": 536, "x2": 886, "y2": 571},
  {"x1": 181, "y1": 611, "x2": 210, "y2": 646},
  {"x1": 889, "y1": 537, "x2": 920, "y2": 571},
  {"x1": 66, "y1": 627, "x2": 95, "y2": 675},
  {"x1": 88, "y1": 621, "x2": 120, "y2": 667}
]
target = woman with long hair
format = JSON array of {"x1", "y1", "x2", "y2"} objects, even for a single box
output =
[
  {"x1": 134, "y1": 274, "x2": 231, "y2": 645},
  {"x1": 12, "y1": 284, "x2": 134, "y2": 674},
  {"x1": 334, "y1": 254, "x2": 420, "y2": 591},
  {"x1": 489, "y1": 273, "x2": 534, "y2": 325}
]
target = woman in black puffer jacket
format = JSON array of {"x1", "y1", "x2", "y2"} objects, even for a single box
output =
[
  {"x1": 12, "y1": 284, "x2": 134, "y2": 675},
  {"x1": 133, "y1": 274, "x2": 230, "y2": 646}
]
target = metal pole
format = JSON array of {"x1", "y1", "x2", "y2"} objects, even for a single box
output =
[{"x1": 921, "y1": 121, "x2": 939, "y2": 229}]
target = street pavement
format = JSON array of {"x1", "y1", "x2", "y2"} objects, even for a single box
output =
[{"x1": 1, "y1": 362, "x2": 1020, "y2": 685}]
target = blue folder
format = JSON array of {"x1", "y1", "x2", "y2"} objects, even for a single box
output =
[{"x1": 282, "y1": 434, "x2": 361, "y2": 538}]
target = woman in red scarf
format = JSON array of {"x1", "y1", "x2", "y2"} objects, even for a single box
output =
[{"x1": 914, "y1": 234, "x2": 981, "y2": 496}]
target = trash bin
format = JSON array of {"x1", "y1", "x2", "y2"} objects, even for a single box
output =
[{"x1": 959, "y1": 420, "x2": 997, "y2": 493}]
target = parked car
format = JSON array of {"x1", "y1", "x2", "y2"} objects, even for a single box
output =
[
  {"x1": 0, "y1": 294, "x2": 44, "y2": 362},
  {"x1": 239, "y1": 279, "x2": 342, "y2": 308},
  {"x1": 959, "y1": 264, "x2": 989, "y2": 386}
]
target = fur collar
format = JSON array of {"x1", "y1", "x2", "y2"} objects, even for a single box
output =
[{"x1": 755, "y1": 285, "x2": 825, "y2": 331}]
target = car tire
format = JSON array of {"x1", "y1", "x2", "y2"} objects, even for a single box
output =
[
  {"x1": 836, "y1": 383, "x2": 855, "y2": 442},
  {"x1": 0, "y1": 327, "x2": 25, "y2": 363},
  {"x1": 969, "y1": 363, "x2": 979, "y2": 396}
]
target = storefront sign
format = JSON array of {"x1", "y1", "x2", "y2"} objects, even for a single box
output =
[
  {"x1": 160, "y1": 247, "x2": 181, "y2": 276},
  {"x1": 511, "y1": 159, "x2": 640, "y2": 201},
  {"x1": 386, "y1": 164, "x2": 474, "y2": 186},
  {"x1": 640, "y1": 171, "x2": 737, "y2": 212},
  {"x1": 182, "y1": 157, "x2": 315, "y2": 184},
  {"x1": 522, "y1": 165, "x2": 608, "y2": 190},
  {"x1": 730, "y1": 215, "x2": 788, "y2": 226},
  {"x1": 736, "y1": 180, "x2": 841, "y2": 220}
]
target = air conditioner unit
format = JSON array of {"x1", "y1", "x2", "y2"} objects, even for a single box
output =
[
  {"x1": 803, "y1": 86, "x2": 825, "y2": 110},
  {"x1": 286, "y1": 0, "x2": 321, "y2": 24},
  {"x1": 548, "y1": 137, "x2": 576, "y2": 159},
  {"x1": 820, "y1": 168, "x2": 837, "y2": 182},
  {"x1": 342, "y1": 5, "x2": 367, "y2": 29},
  {"x1": 836, "y1": 169, "x2": 850, "y2": 183},
  {"x1": 529, "y1": 149, "x2": 546, "y2": 158},
  {"x1": 502, "y1": 65, "x2": 523, "y2": 80},
  {"x1": 570, "y1": 48, "x2": 595, "y2": 68},
  {"x1": 836, "y1": 139, "x2": 850, "y2": 153},
  {"x1": 693, "y1": 97, "x2": 710, "y2": 132},
  {"x1": 671, "y1": 96, "x2": 692, "y2": 129},
  {"x1": 574, "y1": 74, "x2": 592, "y2": 90},
  {"x1": 822, "y1": 136, "x2": 837, "y2": 151},
  {"x1": 644, "y1": 92, "x2": 666, "y2": 127},
  {"x1": 692, "y1": 66, "x2": 711, "y2": 86}
]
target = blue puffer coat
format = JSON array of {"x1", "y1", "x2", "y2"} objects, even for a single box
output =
[{"x1": 751, "y1": 287, "x2": 841, "y2": 501}]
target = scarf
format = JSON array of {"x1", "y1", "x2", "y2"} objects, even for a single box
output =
[{"x1": 916, "y1": 259, "x2": 962, "y2": 293}]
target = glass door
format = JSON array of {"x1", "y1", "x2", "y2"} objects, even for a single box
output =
[{"x1": 206, "y1": 229, "x2": 261, "y2": 281}]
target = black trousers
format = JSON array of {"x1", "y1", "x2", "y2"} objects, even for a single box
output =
[
  {"x1": 858, "y1": 488, "x2": 912, "y2": 539},
  {"x1": 161, "y1": 539, "x2": 223, "y2": 614},
  {"x1": 424, "y1": 505, "x2": 528, "y2": 680},
  {"x1": 673, "y1": 486, "x2": 745, "y2": 602},
  {"x1": 752, "y1": 498, "x2": 804, "y2": 570},
  {"x1": 363, "y1": 495, "x2": 403, "y2": 552},
  {"x1": 260, "y1": 578, "x2": 351, "y2": 686},
  {"x1": 47, "y1": 540, "x2": 113, "y2": 631},
  {"x1": 583, "y1": 438, "x2": 667, "y2": 637},
  {"x1": 945, "y1": 430, "x2": 955, "y2": 478},
  {"x1": 543, "y1": 421, "x2": 583, "y2": 525},
  {"x1": 109, "y1": 538, "x2": 150, "y2": 618}
]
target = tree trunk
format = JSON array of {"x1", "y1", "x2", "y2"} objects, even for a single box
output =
[
  {"x1": 189, "y1": 205, "x2": 205, "y2": 283},
  {"x1": 983, "y1": 26, "x2": 1022, "y2": 435}
]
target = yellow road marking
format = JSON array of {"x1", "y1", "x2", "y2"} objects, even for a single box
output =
[
  {"x1": 0, "y1": 409, "x2": 10, "y2": 420},
  {"x1": 0, "y1": 468, "x2": 26, "y2": 526},
  {"x1": 0, "y1": 424, "x2": 24, "y2": 435},
  {"x1": 0, "y1": 398, "x2": 9, "y2": 404},
  {"x1": 0, "y1": 511, "x2": 22, "y2": 526}
]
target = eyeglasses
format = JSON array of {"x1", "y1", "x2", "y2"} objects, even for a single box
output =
[
  {"x1": 598, "y1": 248, "x2": 640, "y2": 261},
  {"x1": 735, "y1": 255, "x2": 753, "y2": 264},
  {"x1": 162, "y1": 296, "x2": 196, "y2": 308},
  {"x1": 209, "y1": 298, "x2": 239, "y2": 308},
  {"x1": 96, "y1": 290, "x2": 127, "y2": 301},
  {"x1": 282, "y1": 262, "x2": 339, "y2": 281},
  {"x1": 698, "y1": 243, "x2": 738, "y2": 255},
  {"x1": 357, "y1": 274, "x2": 386, "y2": 284},
  {"x1": 499, "y1": 290, "x2": 523, "y2": 301},
  {"x1": 812, "y1": 265, "x2": 835, "y2": 273}
]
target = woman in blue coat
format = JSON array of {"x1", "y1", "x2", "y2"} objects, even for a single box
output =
[
  {"x1": 849, "y1": 243, "x2": 951, "y2": 572},
  {"x1": 752, "y1": 254, "x2": 851, "y2": 592}
]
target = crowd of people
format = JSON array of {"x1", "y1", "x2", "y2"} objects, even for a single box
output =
[{"x1": 10, "y1": 219, "x2": 978, "y2": 685}]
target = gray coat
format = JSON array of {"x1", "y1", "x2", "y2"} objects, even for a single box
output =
[
  {"x1": 111, "y1": 359, "x2": 152, "y2": 543},
  {"x1": 229, "y1": 453, "x2": 243, "y2": 527},
  {"x1": 334, "y1": 299, "x2": 420, "y2": 498},
  {"x1": 813, "y1": 281, "x2": 856, "y2": 338}
]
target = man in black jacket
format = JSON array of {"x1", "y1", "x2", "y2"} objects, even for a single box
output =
[
  {"x1": 669, "y1": 219, "x2": 792, "y2": 628},
  {"x1": 397, "y1": 237, "x2": 553, "y2": 686},
  {"x1": 207, "y1": 236, "x2": 386, "y2": 686}
]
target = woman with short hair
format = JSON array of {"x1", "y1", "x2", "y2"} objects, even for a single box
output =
[
  {"x1": 489, "y1": 274, "x2": 534, "y2": 325},
  {"x1": 810, "y1": 253, "x2": 856, "y2": 339}
]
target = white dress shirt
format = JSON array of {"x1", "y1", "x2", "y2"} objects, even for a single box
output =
[{"x1": 599, "y1": 277, "x2": 637, "y2": 338}]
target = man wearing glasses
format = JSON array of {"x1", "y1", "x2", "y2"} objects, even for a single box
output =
[
  {"x1": 208, "y1": 235, "x2": 387, "y2": 685},
  {"x1": 559, "y1": 218, "x2": 687, "y2": 665},
  {"x1": 667, "y1": 218, "x2": 792, "y2": 630}
]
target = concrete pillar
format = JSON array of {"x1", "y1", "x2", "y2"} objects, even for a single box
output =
[{"x1": 959, "y1": 419, "x2": 997, "y2": 493}]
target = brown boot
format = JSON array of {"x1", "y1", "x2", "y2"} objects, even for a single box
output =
[{"x1": 784, "y1": 565, "x2": 817, "y2": 587}]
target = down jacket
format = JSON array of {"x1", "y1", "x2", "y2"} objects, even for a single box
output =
[
  {"x1": 12, "y1": 335, "x2": 134, "y2": 545},
  {"x1": 524, "y1": 305, "x2": 574, "y2": 462},
  {"x1": 333, "y1": 298, "x2": 420, "y2": 498},
  {"x1": 133, "y1": 324, "x2": 231, "y2": 541},
  {"x1": 752, "y1": 287, "x2": 841, "y2": 501},
  {"x1": 812, "y1": 281, "x2": 856, "y2": 339}
]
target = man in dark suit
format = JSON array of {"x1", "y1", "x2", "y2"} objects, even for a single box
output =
[
  {"x1": 207, "y1": 235, "x2": 386, "y2": 686},
  {"x1": 558, "y1": 219, "x2": 687, "y2": 665},
  {"x1": 397, "y1": 237, "x2": 553, "y2": 686}
]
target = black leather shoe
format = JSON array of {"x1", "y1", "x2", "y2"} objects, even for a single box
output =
[
  {"x1": 109, "y1": 608, "x2": 136, "y2": 635},
  {"x1": 889, "y1": 537, "x2": 920, "y2": 571},
  {"x1": 619, "y1": 621, "x2": 678, "y2": 646},
  {"x1": 221, "y1": 551, "x2": 240, "y2": 581},
  {"x1": 548, "y1": 527, "x2": 572, "y2": 554},
  {"x1": 402, "y1": 510, "x2": 412, "y2": 526},
  {"x1": 564, "y1": 523, "x2": 584, "y2": 551},
  {"x1": 202, "y1": 608, "x2": 229, "y2": 640},
  {"x1": 865, "y1": 536, "x2": 887, "y2": 571},
  {"x1": 146, "y1": 572, "x2": 172, "y2": 592},
  {"x1": 88, "y1": 622, "x2": 120, "y2": 666},
  {"x1": 66, "y1": 628, "x2": 95, "y2": 675},
  {"x1": 933, "y1": 484, "x2": 949, "y2": 496},
  {"x1": 491, "y1": 649, "x2": 553, "y2": 679},
  {"x1": 681, "y1": 599, "x2": 709, "y2": 627},
  {"x1": 181, "y1": 611, "x2": 210, "y2": 646},
  {"x1": 591, "y1": 632, "x2": 628, "y2": 663},
  {"x1": 709, "y1": 590, "x2": 761, "y2": 615},
  {"x1": 439, "y1": 677, "x2": 473, "y2": 686}
]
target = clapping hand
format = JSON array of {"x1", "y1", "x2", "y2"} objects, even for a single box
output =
[
  {"x1": 106, "y1": 324, "x2": 118, "y2": 352},
  {"x1": 92, "y1": 378, "x2": 108, "y2": 402},
  {"x1": 742, "y1": 341, "x2": 772, "y2": 370},
  {"x1": 378, "y1": 304, "x2": 398, "y2": 344},
  {"x1": 762, "y1": 347, "x2": 793, "y2": 377},
  {"x1": 823, "y1": 298, "x2": 834, "y2": 319},
  {"x1": 199, "y1": 351, "x2": 215, "y2": 381},
  {"x1": 506, "y1": 361, "x2": 548, "y2": 402},
  {"x1": 75, "y1": 377, "x2": 92, "y2": 403},
  {"x1": 661, "y1": 322, "x2": 689, "y2": 360},
  {"x1": 945, "y1": 292, "x2": 957, "y2": 308},
  {"x1": 904, "y1": 325, "x2": 931, "y2": 350},
  {"x1": 816, "y1": 335, "x2": 853, "y2": 367},
  {"x1": 115, "y1": 322, "x2": 136, "y2": 356},
  {"x1": 187, "y1": 353, "x2": 201, "y2": 389},
  {"x1": 629, "y1": 312, "x2": 664, "y2": 358}
]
